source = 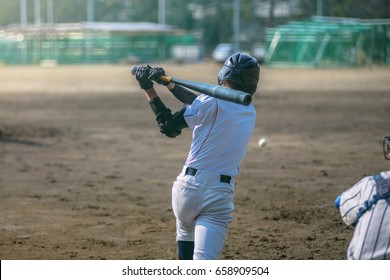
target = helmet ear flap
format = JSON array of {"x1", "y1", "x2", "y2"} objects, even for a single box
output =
[
  {"x1": 242, "y1": 74, "x2": 259, "y2": 94},
  {"x1": 217, "y1": 65, "x2": 233, "y2": 85}
]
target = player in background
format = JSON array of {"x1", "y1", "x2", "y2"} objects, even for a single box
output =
[
  {"x1": 335, "y1": 132, "x2": 390, "y2": 259},
  {"x1": 133, "y1": 53, "x2": 260, "y2": 260}
]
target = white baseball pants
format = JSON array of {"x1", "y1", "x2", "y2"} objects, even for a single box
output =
[{"x1": 172, "y1": 167, "x2": 235, "y2": 260}]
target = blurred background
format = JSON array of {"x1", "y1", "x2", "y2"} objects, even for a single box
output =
[
  {"x1": 0, "y1": 0, "x2": 389, "y2": 67},
  {"x1": 0, "y1": 1, "x2": 389, "y2": 261}
]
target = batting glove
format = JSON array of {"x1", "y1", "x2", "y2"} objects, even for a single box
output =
[
  {"x1": 148, "y1": 67, "x2": 170, "y2": 86},
  {"x1": 135, "y1": 65, "x2": 153, "y2": 90}
]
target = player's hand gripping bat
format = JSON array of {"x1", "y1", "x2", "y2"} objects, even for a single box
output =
[{"x1": 130, "y1": 66, "x2": 252, "y2": 106}]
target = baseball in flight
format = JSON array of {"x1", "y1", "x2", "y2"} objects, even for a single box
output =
[{"x1": 258, "y1": 138, "x2": 268, "y2": 147}]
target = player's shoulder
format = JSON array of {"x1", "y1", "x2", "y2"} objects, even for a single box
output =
[
  {"x1": 360, "y1": 171, "x2": 390, "y2": 185},
  {"x1": 185, "y1": 94, "x2": 216, "y2": 117},
  {"x1": 193, "y1": 94, "x2": 218, "y2": 109},
  {"x1": 196, "y1": 94, "x2": 216, "y2": 104},
  {"x1": 349, "y1": 172, "x2": 390, "y2": 196},
  {"x1": 352, "y1": 175, "x2": 374, "y2": 190},
  {"x1": 380, "y1": 170, "x2": 390, "y2": 179},
  {"x1": 342, "y1": 175, "x2": 373, "y2": 198}
]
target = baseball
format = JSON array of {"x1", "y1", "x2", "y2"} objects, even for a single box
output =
[{"x1": 258, "y1": 138, "x2": 268, "y2": 147}]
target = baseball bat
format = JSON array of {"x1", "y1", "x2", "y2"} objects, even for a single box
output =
[{"x1": 130, "y1": 66, "x2": 252, "y2": 106}]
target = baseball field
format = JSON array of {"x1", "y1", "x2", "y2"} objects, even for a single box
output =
[{"x1": 0, "y1": 62, "x2": 389, "y2": 260}]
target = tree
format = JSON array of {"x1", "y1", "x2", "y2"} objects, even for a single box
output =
[{"x1": 299, "y1": 0, "x2": 390, "y2": 19}]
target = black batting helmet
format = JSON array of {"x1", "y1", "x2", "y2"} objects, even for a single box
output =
[{"x1": 217, "y1": 52, "x2": 260, "y2": 95}]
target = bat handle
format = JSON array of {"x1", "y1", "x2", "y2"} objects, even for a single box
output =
[{"x1": 130, "y1": 65, "x2": 172, "y2": 83}]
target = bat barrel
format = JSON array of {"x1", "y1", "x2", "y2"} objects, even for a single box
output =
[
  {"x1": 241, "y1": 94, "x2": 252, "y2": 106},
  {"x1": 172, "y1": 78, "x2": 252, "y2": 106}
]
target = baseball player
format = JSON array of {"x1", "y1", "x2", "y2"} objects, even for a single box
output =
[
  {"x1": 335, "y1": 132, "x2": 390, "y2": 259},
  {"x1": 133, "y1": 53, "x2": 260, "y2": 260}
]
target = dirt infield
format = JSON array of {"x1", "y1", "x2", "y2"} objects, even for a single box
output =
[{"x1": 0, "y1": 63, "x2": 389, "y2": 260}]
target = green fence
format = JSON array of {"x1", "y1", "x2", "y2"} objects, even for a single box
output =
[
  {"x1": 0, "y1": 26, "x2": 196, "y2": 65},
  {"x1": 265, "y1": 17, "x2": 390, "y2": 67}
]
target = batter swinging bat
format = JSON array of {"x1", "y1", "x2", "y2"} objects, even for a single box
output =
[{"x1": 130, "y1": 66, "x2": 252, "y2": 106}]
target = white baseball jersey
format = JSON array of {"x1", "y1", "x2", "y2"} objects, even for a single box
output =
[
  {"x1": 183, "y1": 94, "x2": 256, "y2": 177},
  {"x1": 338, "y1": 170, "x2": 390, "y2": 260},
  {"x1": 172, "y1": 93, "x2": 256, "y2": 259}
]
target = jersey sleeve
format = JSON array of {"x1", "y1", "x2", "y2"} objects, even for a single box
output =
[
  {"x1": 338, "y1": 177, "x2": 368, "y2": 226},
  {"x1": 183, "y1": 95, "x2": 217, "y2": 129}
]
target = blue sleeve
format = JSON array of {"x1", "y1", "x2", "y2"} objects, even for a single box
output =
[{"x1": 334, "y1": 194, "x2": 341, "y2": 209}]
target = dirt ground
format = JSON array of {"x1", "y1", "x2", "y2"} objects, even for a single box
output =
[{"x1": 0, "y1": 62, "x2": 389, "y2": 260}]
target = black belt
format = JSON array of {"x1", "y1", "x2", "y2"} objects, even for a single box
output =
[{"x1": 185, "y1": 167, "x2": 231, "y2": 184}]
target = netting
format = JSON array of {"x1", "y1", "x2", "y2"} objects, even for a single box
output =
[
  {"x1": 265, "y1": 17, "x2": 390, "y2": 67},
  {"x1": 0, "y1": 23, "x2": 196, "y2": 65}
]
